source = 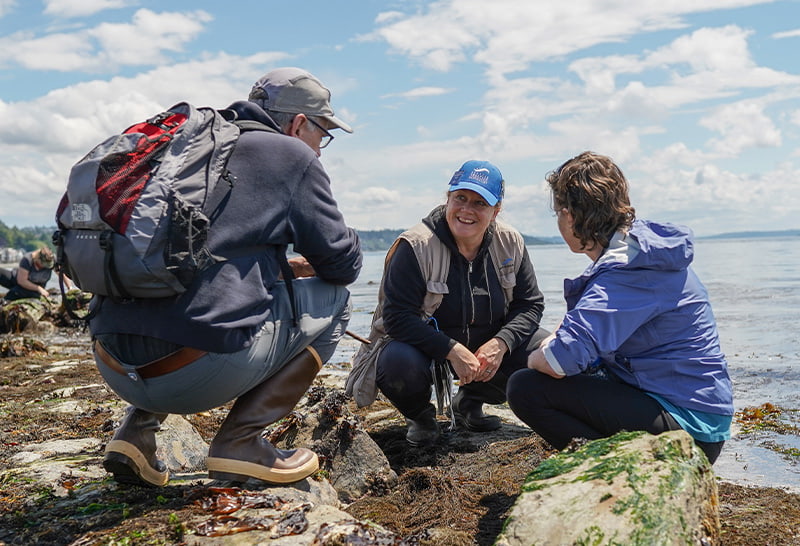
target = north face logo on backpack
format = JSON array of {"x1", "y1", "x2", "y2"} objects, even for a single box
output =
[
  {"x1": 70, "y1": 203, "x2": 93, "y2": 224},
  {"x1": 54, "y1": 102, "x2": 253, "y2": 301}
]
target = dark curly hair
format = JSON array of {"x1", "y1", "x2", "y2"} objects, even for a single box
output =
[{"x1": 547, "y1": 151, "x2": 636, "y2": 252}]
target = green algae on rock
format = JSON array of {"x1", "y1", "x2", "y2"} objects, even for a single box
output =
[{"x1": 497, "y1": 430, "x2": 720, "y2": 546}]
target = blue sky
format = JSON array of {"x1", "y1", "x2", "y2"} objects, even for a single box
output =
[{"x1": 1, "y1": 0, "x2": 799, "y2": 238}]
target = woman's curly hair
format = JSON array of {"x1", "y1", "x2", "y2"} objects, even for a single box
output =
[{"x1": 546, "y1": 151, "x2": 636, "y2": 252}]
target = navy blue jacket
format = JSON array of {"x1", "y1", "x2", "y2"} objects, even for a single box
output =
[{"x1": 90, "y1": 101, "x2": 362, "y2": 352}]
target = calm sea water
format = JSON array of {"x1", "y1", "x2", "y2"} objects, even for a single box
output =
[{"x1": 338, "y1": 236, "x2": 800, "y2": 491}]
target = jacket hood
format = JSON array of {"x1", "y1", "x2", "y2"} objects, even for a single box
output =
[
  {"x1": 592, "y1": 219, "x2": 693, "y2": 275},
  {"x1": 622, "y1": 219, "x2": 694, "y2": 272},
  {"x1": 224, "y1": 100, "x2": 283, "y2": 133},
  {"x1": 564, "y1": 218, "x2": 695, "y2": 307}
]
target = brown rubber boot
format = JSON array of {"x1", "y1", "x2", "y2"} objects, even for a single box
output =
[
  {"x1": 103, "y1": 406, "x2": 170, "y2": 487},
  {"x1": 205, "y1": 347, "x2": 323, "y2": 484}
]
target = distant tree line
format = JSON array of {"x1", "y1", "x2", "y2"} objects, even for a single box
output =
[
  {"x1": 356, "y1": 229, "x2": 404, "y2": 252},
  {"x1": 0, "y1": 219, "x2": 561, "y2": 255},
  {"x1": 354, "y1": 228, "x2": 559, "y2": 252},
  {"x1": 0, "y1": 220, "x2": 54, "y2": 251}
]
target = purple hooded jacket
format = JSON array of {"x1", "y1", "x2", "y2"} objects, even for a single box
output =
[{"x1": 546, "y1": 219, "x2": 733, "y2": 416}]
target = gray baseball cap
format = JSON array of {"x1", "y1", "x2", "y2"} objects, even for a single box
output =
[{"x1": 249, "y1": 67, "x2": 353, "y2": 133}]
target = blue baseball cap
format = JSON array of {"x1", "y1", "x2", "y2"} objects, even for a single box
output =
[{"x1": 448, "y1": 160, "x2": 504, "y2": 205}]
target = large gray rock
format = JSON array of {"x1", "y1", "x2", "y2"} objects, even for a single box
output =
[
  {"x1": 270, "y1": 387, "x2": 398, "y2": 503},
  {"x1": 156, "y1": 413, "x2": 209, "y2": 473},
  {"x1": 496, "y1": 430, "x2": 720, "y2": 546}
]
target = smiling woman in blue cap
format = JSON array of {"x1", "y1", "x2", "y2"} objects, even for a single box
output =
[{"x1": 347, "y1": 160, "x2": 550, "y2": 446}]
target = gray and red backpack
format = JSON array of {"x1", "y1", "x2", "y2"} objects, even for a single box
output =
[{"x1": 54, "y1": 102, "x2": 272, "y2": 314}]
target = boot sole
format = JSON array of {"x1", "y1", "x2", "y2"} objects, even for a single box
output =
[
  {"x1": 205, "y1": 454, "x2": 319, "y2": 484},
  {"x1": 103, "y1": 440, "x2": 169, "y2": 487},
  {"x1": 406, "y1": 432, "x2": 441, "y2": 447}
]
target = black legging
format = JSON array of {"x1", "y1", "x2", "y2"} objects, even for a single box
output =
[
  {"x1": 0, "y1": 267, "x2": 15, "y2": 290},
  {"x1": 506, "y1": 369, "x2": 724, "y2": 464}
]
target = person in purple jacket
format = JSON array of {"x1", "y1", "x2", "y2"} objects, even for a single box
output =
[{"x1": 507, "y1": 151, "x2": 733, "y2": 464}]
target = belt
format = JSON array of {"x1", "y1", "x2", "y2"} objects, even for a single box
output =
[{"x1": 94, "y1": 340, "x2": 207, "y2": 379}]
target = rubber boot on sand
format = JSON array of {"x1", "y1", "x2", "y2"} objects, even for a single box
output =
[
  {"x1": 206, "y1": 347, "x2": 323, "y2": 484},
  {"x1": 103, "y1": 406, "x2": 169, "y2": 487}
]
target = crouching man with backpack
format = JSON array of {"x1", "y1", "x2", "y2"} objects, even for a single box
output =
[{"x1": 88, "y1": 68, "x2": 362, "y2": 487}]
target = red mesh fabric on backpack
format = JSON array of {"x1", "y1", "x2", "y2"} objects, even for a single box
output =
[
  {"x1": 54, "y1": 102, "x2": 250, "y2": 300},
  {"x1": 96, "y1": 113, "x2": 187, "y2": 234}
]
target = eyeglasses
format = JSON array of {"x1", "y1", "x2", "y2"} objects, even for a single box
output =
[{"x1": 306, "y1": 116, "x2": 334, "y2": 148}]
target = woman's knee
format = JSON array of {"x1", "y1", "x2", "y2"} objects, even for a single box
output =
[
  {"x1": 376, "y1": 341, "x2": 431, "y2": 393},
  {"x1": 507, "y1": 368, "x2": 545, "y2": 398}
]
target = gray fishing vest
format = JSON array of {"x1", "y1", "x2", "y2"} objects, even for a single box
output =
[{"x1": 345, "y1": 219, "x2": 525, "y2": 407}]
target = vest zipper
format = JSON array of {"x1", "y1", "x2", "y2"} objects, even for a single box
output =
[
  {"x1": 485, "y1": 257, "x2": 492, "y2": 324},
  {"x1": 468, "y1": 260, "x2": 475, "y2": 324},
  {"x1": 464, "y1": 260, "x2": 473, "y2": 349}
]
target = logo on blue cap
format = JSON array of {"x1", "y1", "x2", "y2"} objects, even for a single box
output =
[{"x1": 448, "y1": 160, "x2": 504, "y2": 206}]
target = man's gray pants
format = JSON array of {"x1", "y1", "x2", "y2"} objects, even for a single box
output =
[{"x1": 96, "y1": 277, "x2": 351, "y2": 414}]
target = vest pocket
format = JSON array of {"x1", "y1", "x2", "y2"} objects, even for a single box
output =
[
  {"x1": 426, "y1": 280, "x2": 449, "y2": 294},
  {"x1": 497, "y1": 272, "x2": 516, "y2": 290},
  {"x1": 423, "y1": 281, "x2": 449, "y2": 316}
]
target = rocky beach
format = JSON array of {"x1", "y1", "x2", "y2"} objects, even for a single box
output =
[{"x1": 0, "y1": 300, "x2": 799, "y2": 544}]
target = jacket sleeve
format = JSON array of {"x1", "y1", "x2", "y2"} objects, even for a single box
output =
[
  {"x1": 382, "y1": 240, "x2": 456, "y2": 360},
  {"x1": 286, "y1": 158, "x2": 362, "y2": 285},
  {"x1": 493, "y1": 247, "x2": 545, "y2": 352},
  {"x1": 548, "y1": 270, "x2": 660, "y2": 375}
]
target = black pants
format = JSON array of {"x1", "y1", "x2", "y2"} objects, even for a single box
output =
[
  {"x1": 0, "y1": 268, "x2": 38, "y2": 300},
  {"x1": 506, "y1": 369, "x2": 724, "y2": 464},
  {"x1": 376, "y1": 327, "x2": 550, "y2": 420},
  {"x1": 0, "y1": 268, "x2": 14, "y2": 290}
]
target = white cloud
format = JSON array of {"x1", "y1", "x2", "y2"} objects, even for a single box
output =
[
  {"x1": 374, "y1": 10, "x2": 404, "y2": 24},
  {"x1": 381, "y1": 86, "x2": 455, "y2": 100},
  {"x1": 366, "y1": 4, "x2": 797, "y2": 178},
  {"x1": 370, "y1": 0, "x2": 772, "y2": 75},
  {"x1": 0, "y1": 51, "x2": 290, "y2": 227},
  {"x1": 772, "y1": 28, "x2": 800, "y2": 39},
  {"x1": 90, "y1": 9, "x2": 213, "y2": 66},
  {"x1": 569, "y1": 54, "x2": 642, "y2": 95},
  {"x1": 0, "y1": 9, "x2": 212, "y2": 71},
  {"x1": 0, "y1": 31, "x2": 96, "y2": 71},
  {"x1": 0, "y1": 0, "x2": 15, "y2": 18},
  {"x1": 570, "y1": 26, "x2": 800, "y2": 113},
  {"x1": 346, "y1": 186, "x2": 401, "y2": 208},
  {"x1": 616, "y1": 146, "x2": 800, "y2": 235},
  {"x1": 646, "y1": 25, "x2": 754, "y2": 73},
  {"x1": 700, "y1": 101, "x2": 782, "y2": 155},
  {"x1": 44, "y1": 0, "x2": 130, "y2": 18}
]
